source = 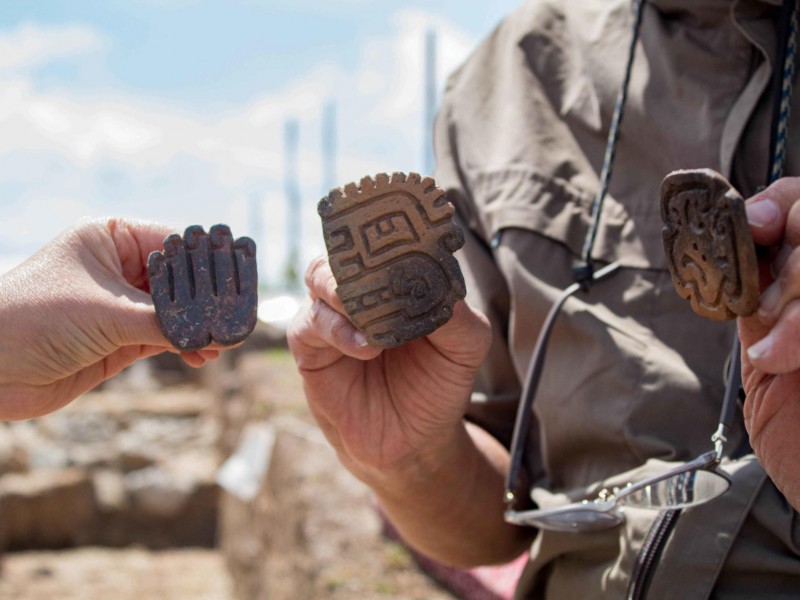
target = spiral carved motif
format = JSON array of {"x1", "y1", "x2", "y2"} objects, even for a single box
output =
[
  {"x1": 660, "y1": 169, "x2": 758, "y2": 321},
  {"x1": 319, "y1": 172, "x2": 466, "y2": 348}
]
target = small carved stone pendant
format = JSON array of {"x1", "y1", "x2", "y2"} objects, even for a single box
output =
[
  {"x1": 660, "y1": 169, "x2": 758, "y2": 321},
  {"x1": 319, "y1": 172, "x2": 466, "y2": 348},
  {"x1": 148, "y1": 224, "x2": 258, "y2": 351}
]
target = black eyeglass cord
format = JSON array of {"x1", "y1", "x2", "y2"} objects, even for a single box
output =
[
  {"x1": 504, "y1": 0, "x2": 646, "y2": 506},
  {"x1": 505, "y1": 263, "x2": 620, "y2": 504}
]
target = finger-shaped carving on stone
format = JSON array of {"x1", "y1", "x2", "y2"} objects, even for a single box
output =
[
  {"x1": 318, "y1": 172, "x2": 466, "y2": 348},
  {"x1": 148, "y1": 224, "x2": 258, "y2": 351},
  {"x1": 660, "y1": 169, "x2": 758, "y2": 321}
]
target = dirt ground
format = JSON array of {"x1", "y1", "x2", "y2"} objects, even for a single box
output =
[
  {"x1": 0, "y1": 347, "x2": 462, "y2": 600},
  {"x1": 0, "y1": 548, "x2": 232, "y2": 599}
]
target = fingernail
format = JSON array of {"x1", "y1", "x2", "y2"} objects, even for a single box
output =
[
  {"x1": 746, "y1": 199, "x2": 780, "y2": 228},
  {"x1": 748, "y1": 334, "x2": 772, "y2": 360},
  {"x1": 758, "y1": 282, "x2": 781, "y2": 317},
  {"x1": 354, "y1": 331, "x2": 369, "y2": 347}
]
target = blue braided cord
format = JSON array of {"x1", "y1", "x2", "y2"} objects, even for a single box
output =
[
  {"x1": 771, "y1": 1, "x2": 798, "y2": 183},
  {"x1": 579, "y1": 0, "x2": 647, "y2": 268}
]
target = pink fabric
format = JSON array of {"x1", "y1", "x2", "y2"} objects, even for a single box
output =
[
  {"x1": 381, "y1": 516, "x2": 526, "y2": 600},
  {"x1": 412, "y1": 551, "x2": 528, "y2": 600}
]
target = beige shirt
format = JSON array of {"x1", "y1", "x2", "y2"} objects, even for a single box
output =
[{"x1": 434, "y1": 0, "x2": 800, "y2": 597}]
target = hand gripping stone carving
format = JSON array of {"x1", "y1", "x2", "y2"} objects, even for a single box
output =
[
  {"x1": 148, "y1": 224, "x2": 258, "y2": 351},
  {"x1": 318, "y1": 172, "x2": 466, "y2": 348},
  {"x1": 660, "y1": 168, "x2": 758, "y2": 321}
]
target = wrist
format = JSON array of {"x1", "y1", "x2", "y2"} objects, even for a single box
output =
[
  {"x1": 358, "y1": 420, "x2": 528, "y2": 567},
  {"x1": 361, "y1": 420, "x2": 476, "y2": 504}
]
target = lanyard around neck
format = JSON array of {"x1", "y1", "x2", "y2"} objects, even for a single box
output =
[
  {"x1": 573, "y1": 0, "x2": 646, "y2": 288},
  {"x1": 504, "y1": 0, "x2": 647, "y2": 506}
]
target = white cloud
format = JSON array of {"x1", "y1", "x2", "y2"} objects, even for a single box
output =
[
  {"x1": 368, "y1": 10, "x2": 475, "y2": 123},
  {"x1": 4, "y1": 194, "x2": 92, "y2": 246},
  {"x1": 0, "y1": 23, "x2": 107, "y2": 73},
  {"x1": 0, "y1": 10, "x2": 479, "y2": 286},
  {"x1": 78, "y1": 111, "x2": 163, "y2": 159}
]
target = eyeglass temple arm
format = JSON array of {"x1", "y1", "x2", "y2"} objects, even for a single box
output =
[
  {"x1": 504, "y1": 262, "x2": 621, "y2": 506},
  {"x1": 712, "y1": 335, "x2": 743, "y2": 461}
]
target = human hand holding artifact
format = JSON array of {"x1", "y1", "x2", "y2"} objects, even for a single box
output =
[
  {"x1": 0, "y1": 219, "x2": 221, "y2": 420},
  {"x1": 290, "y1": 171, "x2": 490, "y2": 475},
  {"x1": 662, "y1": 169, "x2": 800, "y2": 510}
]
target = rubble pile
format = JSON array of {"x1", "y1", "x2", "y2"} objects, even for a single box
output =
[{"x1": 0, "y1": 359, "x2": 220, "y2": 551}]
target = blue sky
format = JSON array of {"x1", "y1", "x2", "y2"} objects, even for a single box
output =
[{"x1": 0, "y1": 1, "x2": 520, "y2": 284}]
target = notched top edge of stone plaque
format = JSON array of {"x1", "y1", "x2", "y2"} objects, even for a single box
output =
[
  {"x1": 319, "y1": 172, "x2": 466, "y2": 348},
  {"x1": 147, "y1": 223, "x2": 259, "y2": 352},
  {"x1": 660, "y1": 168, "x2": 758, "y2": 321}
]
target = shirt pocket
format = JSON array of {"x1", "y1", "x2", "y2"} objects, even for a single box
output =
[{"x1": 469, "y1": 166, "x2": 670, "y2": 271}]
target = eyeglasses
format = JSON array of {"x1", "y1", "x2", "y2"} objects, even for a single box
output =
[
  {"x1": 505, "y1": 450, "x2": 730, "y2": 532},
  {"x1": 503, "y1": 262, "x2": 737, "y2": 532}
]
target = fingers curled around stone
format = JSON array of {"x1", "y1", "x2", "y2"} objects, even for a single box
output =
[
  {"x1": 748, "y1": 299, "x2": 800, "y2": 374},
  {"x1": 180, "y1": 348, "x2": 220, "y2": 368},
  {"x1": 306, "y1": 298, "x2": 381, "y2": 359},
  {"x1": 747, "y1": 177, "x2": 800, "y2": 247},
  {"x1": 758, "y1": 246, "x2": 800, "y2": 323},
  {"x1": 424, "y1": 300, "x2": 492, "y2": 369},
  {"x1": 304, "y1": 256, "x2": 345, "y2": 313}
]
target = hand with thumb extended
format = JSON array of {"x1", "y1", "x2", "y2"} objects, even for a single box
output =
[{"x1": 0, "y1": 218, "x2": 219, "y2": 420}]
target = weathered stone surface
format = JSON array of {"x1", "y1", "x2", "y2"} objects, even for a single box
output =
[
  {"x1": 0, "y1": 469, "x2": 95, "y2": 550},
  {"x1": 0, "y1": 432, "x2": 28, "y2": 476},
  {"x1": 661, "y1": 168, "x2": 759, "y2": 320},
  {"x1": 148, "y1": 224, "x2": 258, "y2": 352},
  {"x1": 92, "y1": 469, "x2": 128, "y2": 513},
  {"x1": 0, "y1": 374, "x2": 222, "y2": 551},
  {"x1": 318, "y1": 172, "x2": 466, "y2": 348},
  {"x1": 126, "y1": 466, "x2": 193, "y2": 519}
]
